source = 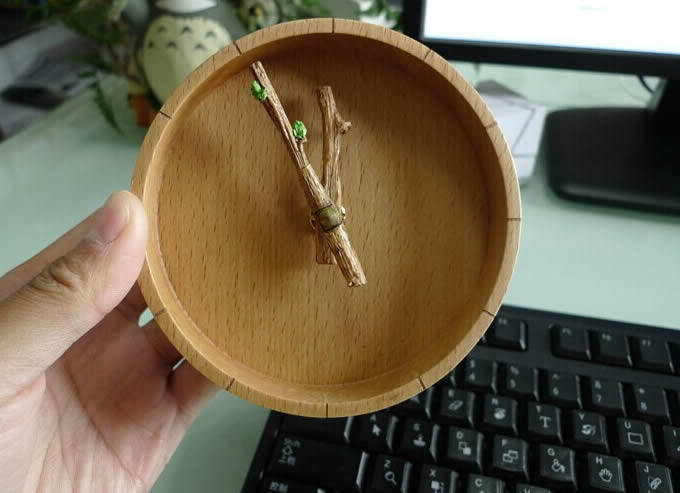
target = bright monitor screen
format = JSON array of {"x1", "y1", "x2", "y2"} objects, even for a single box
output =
[{"x1": 422, "y1": 0, "x2": 680, "y2": 57}]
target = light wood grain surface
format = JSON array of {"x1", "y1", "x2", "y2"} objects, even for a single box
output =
[{"x1": 131, "y1": 19, "x2": 520, "y2": 417}]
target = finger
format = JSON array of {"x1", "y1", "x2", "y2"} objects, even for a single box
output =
[
  {"x1": 0, "y1": 191, "x2": 148, "y2": 398},
  {"x1": 170, "y1": 362, "x2": 218, "y2": 428},
  {"x1": 140, "y1": 318, "x2": 182, "y2": 368},
  {"x1": 115, "y1": 283, "x2": 148, "y2": 322},
  {"x1": 0, "y1": 213, "x2": 96, "y2": 302}
]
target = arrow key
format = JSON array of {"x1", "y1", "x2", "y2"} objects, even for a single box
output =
[
  {"x1": 397, "y1": 418, "x2": 439, "y2": 463},
  {"x1": 357, "y1": 412, "x2": 397, "y2": 453}
]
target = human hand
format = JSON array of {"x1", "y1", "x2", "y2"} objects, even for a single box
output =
[{"x1": 0, "y1": 192, "x2": 217, "y2": 492}]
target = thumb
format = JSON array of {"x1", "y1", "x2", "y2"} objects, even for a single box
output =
[{"x1": 0, "y1": 191, "x2": 147, "y2": 398}]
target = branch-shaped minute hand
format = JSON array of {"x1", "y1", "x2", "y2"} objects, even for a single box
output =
[{"x1": 250, "y1": 61, "x2": 366, "y2": 287}]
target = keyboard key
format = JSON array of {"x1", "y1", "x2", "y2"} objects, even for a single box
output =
[
  {"x1": 616, "y1": 418, "x2": 656, "y2": 461},
  {"x1": 488, "y1": 316, "x2": 527, "y2": 350},
  {"x1": 446, "y1": 366, "x2": 461, "y2": 387},
  {"x1": 261, "y1": 478, "x2": 326, "y2": 493},
  {"x1": 630, "y1": 384, "x2": 671, "y2": 424},
  {"x1": 439, "y1": 387, "x2": 475, "y2": 427},
  {"x1": 482, "y1": 395, "x2": 518, "y2": 435},
  {"x1": 635, "y1": 462, "x2": 674, "y2": 493},
  {"x1": 370, "y1": 455, "x2": 412, "y2": 493},
  {"x1": 544, "y1": 371, "x2": 582, "y2": 408},
  {"x1": 537, "y1": 445, "x2": 576, "y2": 491},
  {"x1": 393, "y1": 387, "x2": 434, "y2": 419},
  {"x1": 552, "y1": 325, "x2": 590, "y2": 361},
  {"x1": 418, "y1": 466, "x2": 458, "y2": 493},
  {"x1": 527, "y1": 403, "x2": 563, "y2": 444},
  {"x1": 357, "y1": 412, "x2": 397, "y2": 453},
  {"x1": 661, "y1": 425, "x2": 680, "y2": 467},
  {"x1": 569, "y1": 410, "x2": 608, "y2": 453},
  {"x1": 267, "y1": 435, "x2": 369, "y2": 493},
  {"x1": 671, "y1": 343, "x2": 680, "y2": 376},
  {"x1": 592, "y1": 331, "x2": 632, "y2": 367},
  {"x1": 463, "y1": 358, "x2": 498, "y2": 393},
  {"x1": 281, "y1": 416, "x2": 353, "y2": 444},
  {"x1": 515, "y1": 485, "x2": 551, "y2": 493},
  {"x1": 503, "y1": 364, "x2": 539, "y2": 401},
  {"x1": 467, "y1": 475, "x2": 505, "y2": 493},
  {"x1": 587, "y1": 378, "x2": 625, "y2": 417},
  {"x1": 633, "y1": 337, "x2": 674, "y2": 374},
  {"x1": 445, "y1": 427, "x2": 484, "y2": 472},
  {"x1": 397, "y1": 419, "x2": 439, "y2": 463},
  {"x1": 586, "y1": 454, "x2": 624, "y2": 493},
  {"x1": 490, "y1": 435, "x2": 529, "y2": 481}
]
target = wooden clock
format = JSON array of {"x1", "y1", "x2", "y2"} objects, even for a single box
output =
[{"x1": 131, "y1": 19, "x2": 520, "y2": 417}]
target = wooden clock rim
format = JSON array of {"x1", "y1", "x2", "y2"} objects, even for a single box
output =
[{"x1": 130, "y1": 18, "x2": 521, "y2": 417}]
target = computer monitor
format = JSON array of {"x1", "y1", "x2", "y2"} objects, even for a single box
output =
[{"x1": 402, "y1": 0, "x2": 680, "y2": 215}]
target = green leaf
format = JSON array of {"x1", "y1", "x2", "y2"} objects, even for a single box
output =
[
  {"x1": 77, "y1": 70, "x2": 97, "y2": 79},
  {"x1": 90, "y1": 81, "x2": 122, "y2": 134},
  {"x1": 292, "y1": 120, "x2": 307, "y2": 140},
  {"x1": 251, "y1": 80, "x2": 267, "y2": 102}
]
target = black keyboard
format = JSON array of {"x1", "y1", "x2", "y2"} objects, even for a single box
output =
[{"x1": 241, "y1": 306, "x2": 680, "y2": 493}]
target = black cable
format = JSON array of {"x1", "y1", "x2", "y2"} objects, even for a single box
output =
[{"x1": 638, "y1": 75, "x2": 655, "y2": 93}]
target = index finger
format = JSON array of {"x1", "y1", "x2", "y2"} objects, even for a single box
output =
[{"x1": 0, "y1": 211, "x2": 97, "y2": 302}]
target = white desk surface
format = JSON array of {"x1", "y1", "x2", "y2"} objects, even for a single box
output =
[{"x1": 1, "y1": 64, "x2": 679, "y2": 492}]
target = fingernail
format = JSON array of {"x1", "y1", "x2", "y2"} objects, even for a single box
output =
[{"x1": 88, "y1": 192, "x2": 131, "y2": 245}]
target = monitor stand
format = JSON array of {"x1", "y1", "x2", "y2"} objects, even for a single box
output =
[{"x1": 545, "y1": 78, "x2": 680, "y2": 215}]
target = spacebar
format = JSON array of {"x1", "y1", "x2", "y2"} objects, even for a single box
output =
[{"x1": 267, "y1": 434, "x2": 370, "y2": 492}]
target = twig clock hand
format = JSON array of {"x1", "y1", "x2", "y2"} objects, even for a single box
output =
[{"x1": 250, "y1": 61, "x2": 366, "y2": 287}]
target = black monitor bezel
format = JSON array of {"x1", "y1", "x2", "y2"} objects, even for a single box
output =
[{"x1": 401, "y1": 0, "x2": 680, "y2": 78}]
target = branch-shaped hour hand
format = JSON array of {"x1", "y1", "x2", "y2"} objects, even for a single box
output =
[{"x1": 250, "y1": 61, "x2": 366, "y2": 287}]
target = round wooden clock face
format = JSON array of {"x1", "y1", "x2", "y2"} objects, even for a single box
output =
[{"x1": 132, "y1": 20, "x2": 520, "y2": 417}]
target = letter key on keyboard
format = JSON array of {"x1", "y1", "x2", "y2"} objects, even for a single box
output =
[
  {"x1": 635, "y1": 462, "x2": 674, "y2": 493},
  {"x1": 369, "y1": 455, "x2": 412, "y2": 493},
  {"x1": 482, "y1": 395, "x2": 518, "y2": 435},
  {"x1": 569, "y1": 410, "x2": 608, "y2": 453},
  {"x1": 445, "y1": 427, "x2": 483, "y2": 472},
  {"x1": 439, "y1": 388, "x2": 475, "y2": 427},
  {"x1": 526, "y1": 403, "x2": 563, "y2": 444},
  {"x1": 537, "y1": 445, "x2": 576, "y2": 490},
  {"x1": 397, "y1": 418, "x2": 439, "y2": 463},
  {"x1": 490, "y1": 436, "x2": 529, "y2": 481},
  {"x1": 417, "y1": 466, "x2": 457, "y2": 493},
  {"x1": 616, "y1": 418, "x2": 655, "y2": 461},
  {"x1": 357, "y1": 412, "x2": 397, "y2": 453},
  {"x1": 586, "y1": 453, "x2": 624, "y2": 493}
]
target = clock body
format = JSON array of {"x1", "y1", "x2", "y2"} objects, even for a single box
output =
[{"x1": 131, "y1": 19, "x2": 520, "y2": 417}]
